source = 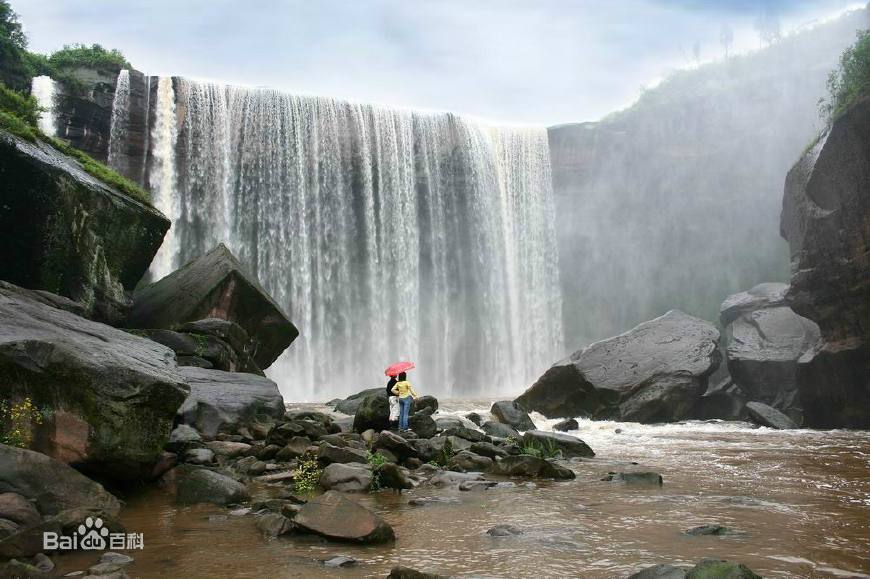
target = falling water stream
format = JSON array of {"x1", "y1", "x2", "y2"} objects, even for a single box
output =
[
  {"x1": 106, "y1": 69, "x2": 131, "y2": 170},
  {"x1": 30, "y1": 75, "x2": 57, "y2": 137},
  {"x1": 144, "y1": 78, "x2": 563, "y2": 400}
]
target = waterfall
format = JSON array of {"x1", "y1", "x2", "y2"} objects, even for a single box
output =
[
  {"x1": 107, "y1": 70, "x2": 131, "y2": 170},
  {"x1": 150, "y1": 78, "x2": 563, "y2": 399},
  {"x1": 147, "y1": 77, "x2": 179, "y2": 279},
  {"x1": 30, "y1": 76, "x2": 57, "y2": 137}
]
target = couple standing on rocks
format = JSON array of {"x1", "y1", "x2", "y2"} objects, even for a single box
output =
[{"x1": 386, "y1": 369, "x2": 419, "y2": 431}]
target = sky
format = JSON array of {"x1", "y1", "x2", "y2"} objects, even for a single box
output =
[{"x1": 12, "y1": 0, "x2": 866, "y2": 126}]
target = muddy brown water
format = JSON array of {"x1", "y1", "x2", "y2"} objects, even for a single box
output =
[{"x1": 51, "y1": 402, "x2": 870, "y2": 578}]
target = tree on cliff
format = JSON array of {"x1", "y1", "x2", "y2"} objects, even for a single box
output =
[
  {"x1": 0, "y1": 0, "x2": 31, "y2": 91},
  {"x1": 821, "y1": 30, "x2": 870, "y2": 123}
]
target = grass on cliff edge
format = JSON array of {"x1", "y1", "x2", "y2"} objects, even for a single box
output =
[
  {"x1": 821, "y1": 29, "x2": 870, "y2": 123},
  {"x1": 0, "y1": 82, "x2": 150, "y2": 205}
]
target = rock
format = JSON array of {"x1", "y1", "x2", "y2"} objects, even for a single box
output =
[
  {"x1": 602, "y1": 471, "x2": 663, "y2": 486},
  {"x1": 781, "y1": 93, "x2": 870, "y2": 429},
  {"x1": 721, "y1": 283, "x2": 820, "y2": 424},
  {"x1": 465, "y1": 412, "x2": 483, "y2": 425},
  {"x1": 492, "y1": 455, "x2": 575, "y2": 479},
  {"x1": 481, "y1": 421, "x2": 519, "y2": 439},
  {"x1": 0, "y1": 558, "x2": 49, "y2": 577},
  {"x1": 429, "y1": 471, "x2": 484, "y2": 488},
  {"x1": 352, "y1": 395, "x2": 390, "y2": 433},
  {"x1": 458, "y1": 480, "x2": 498, "y2": 491},
  {"x1": 517, "y1": 310, "x2": 720, "y2": 422},
  {"x1": 318, "y1": 443, "x2": 369, "y2": 465},
  {"x1": 268, "y1": 421, "x2": 327, "y2": 445},
  {"x1": 553, "y1": 418, "x2": 579, "y2": 432},
  {"x1": 372, "y1": 431, "x2": 418, "y2": 461},
  {"x1": 0, "y1": 284, "x2": 189, "y2": 480},
  {"x1": 322, "y1": 555, "x2": 356, "y2": 568},
  {"x1": 628, "y1": 564, "x2": 689, "y2": 579},
  {"x1": 0, "y1": 445, "x2": 120, "y2": 517},
  {"x1": 31, "y1": 553, "x2": 55, "y2": 573},
  {"x1": 257, "y1": 444, "x2": 282, "y2": 461},
  {"x1": 374, "y1": 463, "x2": 413, "y2": 490},
  {"x1": 690, "y1": 378, "x2": 748, "y2": 421},
  {"x1": 684, "y1": 524, "x2": 743, "y2": 536},
  {"x1": 332, "y1": 417, "x2": 354, "y2": 433},
  {"x1": 414, "y1": 395, "x2": 439, "y2": 414},
  {"x1": 0, "y1": 131, "x2": 169, "y2": 324},
  {"x1": 0, "y1": 494, "x2": 40, "y2": 529},
  {"x1": 429, "y1": 435, "x2": 471, "y2": 456},
  {"x1": 319, "y1": 463, "x2": 372, "y2": 492},
  {"x1": 469, "y1": 442, "x2": 508, "y2": 459},
  {"x1": 275, "y1": 437, "x2": 312, "y2": 461},
  {"x1": 441, "y1": 426, "x2": 487, "y2": 444},
  {"x1": 293, "y1": 491, "x2": 395, "y2": 543},
  {"x1": 374, "y1": 448, "x2": 398, "y2": 464},
  {"x1": 408, "y1": 496, "x2": 460, "y2": 507},
  {"x1": 333, "y1": 388, "x2": 384, "y2": 415},
  {"x1": 448, "y1": 451, "x2": 493, "y2": 472},
  {"x1": 183, "y1": 448, "x2": 215, "y2": 466},
  {"x1": 686, "y1": 558, "x2": 761, "y2": 578},
  {"x1": 166, "y1": 424, "x2": 203, "y2": 455},
  {"x1": 179, "y1": 318, "x2": 251, "y2": 355},
  {"x1": 387, "y1": 566, "x2": 445, "y2": 579},
  {"x1": 205, "y1": 441, "x2": 252, "y2": 459},
  {"x1": 522, "y1": 430, "x2": 594, "y2": 458},
  {"x1": 491, "y1": 400, "x2": 536, "y2": 431},
  {"x1": 255, "y1": 513, "x2": 294, "y2": 538},
  {"x1": 135, "y1": 328, "x2": 260, "y2": 376},
  {"x1": 177, "y1": 367, "x2": 284, "y2": 438},
  {"x1": 434, "y1": 416, "x2": 464, "y2": 431},
  {"x1": 0, "y1": 519, "x2": 19, "y2": 542},
  {"x1": 745, "y1": 401, "x2": 797, "y2": 430},
  {"x1": 486, "y1": 524, "x2": 523, "y2": 537},
  {"x1": 284, "y1": 410, "x2": 335, "y2": 427},
  {"x1": 0, "y1": 506, "x2": 123, "y2": 559},
  {"x1": 128, "y1": 244, "x2": 298, "y2": 369},
  {"x1": 171, "y1": 466, "x2": 249, "y2": 505},
  {"x1": 408, "y1": 413, "x2": 437, "y2": 439}
]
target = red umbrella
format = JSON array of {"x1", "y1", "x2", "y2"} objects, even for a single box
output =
[{"x1": 385, "y1": 361, "x2": 415, "y2": 377}]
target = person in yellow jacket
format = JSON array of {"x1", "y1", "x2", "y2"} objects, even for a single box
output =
[{"x1": 390, "y1": 372, "x2": 418, "y2": 431}]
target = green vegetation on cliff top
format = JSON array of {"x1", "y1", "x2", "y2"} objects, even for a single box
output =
[{"x1": 821, "y1": 30, "x2": 870, "y2": 123}]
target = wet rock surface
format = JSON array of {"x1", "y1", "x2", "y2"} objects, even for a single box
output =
[{"x1": 293, "y1": 491, "x2": 395, "y2": 544}]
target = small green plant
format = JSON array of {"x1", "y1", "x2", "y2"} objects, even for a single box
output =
[
  {"x1": 293, "y1": 452, "x2": 322, "y2": 496},
  {"x1": 0, "y1": 397, "x2": 43, "y2": 448},
  {"x1": 520, "y1": 438, "x2": 560, "y2": 459},
  {"x1": 505, "y1": 435, "x2": 519, "y2": 446},
  {"x1": 428, "y1": 438, "x2": 454, "y2": 468},
  {"x1": 820, "y1": 29, "x2": 870, "y2": 123},
  {"x1": 0, "y1": 83, "x2": 39, "y2": 126},
  {"x1": 48, "y1": 43, "x2": 131, "y2": 71},
  {"x1": 366, "y1": 451, "x2": 387, "y2": 492}
]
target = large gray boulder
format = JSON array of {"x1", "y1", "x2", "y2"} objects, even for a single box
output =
[
  {"x1": 0, "y1": 130, "x2": 168, "y2": 324},
  {"x1": 332, "y1": 388, "x2": 384, "y2": 415},
  {"x1": 167, "y1": 465, "x2": 249, "y2": 505},
  {"x1": 522, "y1": 430, "x2": 594, "y2": 458},
  {"x1": 0, "y1": 283, "x2": 189, "y2": 480},
  {"x1": 0, "y1": 445, "x2": 120, "y2": 517},
  {"x1": 492, "y1": 455, "x2": 575, "y2": 479},
  {"x1": 177, "y1": 367, "x2": 285, "y2": 438},
  {"x1": 721, "y1": 283, "x2": 820, "y2": 424},
  {"x1": 352, "y1": 394, "x2": 390, "y2": 433},
  {"x1": 490, "y1": 401, "x2": 535, "y2": 431},
  {"x1": 745, "y1": 401, "x2": 798, "y2": 430},
  {"x1": 319, "y1": 463, "x2": 373, "y2": 492},
  {"x1": 128, "y1": 244, "x2": 298, "y2": 369},
  {"x1": 516, "y1": 311, "x2": 720, "y2": 422},
  {"x1": 293, "y1": 491, "x2": 395, "y2": 543},
  {"x1": 781, "y1": 93, "x2": 870, "y2": 429}
]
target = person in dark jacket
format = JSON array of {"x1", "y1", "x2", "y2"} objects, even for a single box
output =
[{"x1": 386, "y1": 376, "x2": 399, "y2": 429}]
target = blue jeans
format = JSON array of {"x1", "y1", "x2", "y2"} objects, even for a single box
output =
[{"x1": 398, "y1": 397, "x2": 412, "y2": 430}]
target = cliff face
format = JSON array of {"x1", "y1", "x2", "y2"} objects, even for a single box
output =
[
  {"x1": 548, "y1": 8, "x2": 869, "y2": 349},
  {"x1": 780, "y1": 95, "x2": 870, "y2": 428}
]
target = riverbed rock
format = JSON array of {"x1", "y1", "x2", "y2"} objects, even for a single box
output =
[
  {"x1": 780, "y1": 93, "x2": 870, "y2": 429},
  {"x1": 352, "y1": 395, "x2": 390, "y2": 433},
  {"x1": 486, "y1": 524, "x2": 524, "y2": 537},
  {"x1": 0, "y1": 130, "x2": 169, "y2": 324},
  {"x1": 469, "y1": 442, "x2": 508, "y2": 459},
  {"x1": 721, "y1": 283, "x2": 820, "y2": 424},
  {"x1": 448, "y1": 451, "x2": 493, "y2": 472},
  {"x1": 319, "y1": 463, "x2": 372, "y2": 492},
  {"x1": 522, "y1": 430, "x2": 594, "y2": 458},
  {"x1": 516, "y1": 310, "x2": 720, "y2": 423},
  {"x1": 686, "y1": 558, "x2": 761, "y2": 578},
  {"x1": 176, "y1": 367, "x2": 284, "y2": 438},
  {"x1": 255, "y1": 513, "x2": 294, "y2": 538},
  {"x1": 318, "y1": 443, "x2": 369, "y2": 465},
  {"x1": 628, "y1": 564, "x2": 689, "y2": 579},
  {"x1": 171, "y1": 465, "x2": 249, "y2": 505},
  {"x1": 414, "y1": 396, "x2": 439, "y2": 414},
  {"x1": 684, "y1": 524, "x2": 744, "y2": 537},
  {"x1": 602, "y1": 471, "x2": 663, "y2": 486},
  {"x1": 0, "y1": 506, "x2": 124, "y2": 559},
  {"x1": 205, "y1": 441, "x2": 252, "y2": 459},
  {"x1": 387, "y1": 566, "x2": 446, "y2": 579},
  {"x1": 491, "y1": 400, "x2": 536, "y2": 431},
  {"x1": 275, "y1": 437, "x2": 312, "y2": 461},
  {"x1": 166, "y1": 424, "x2": 203, "y2": 453},
  {"x1": 690, "y1": 378, "x2": 748, "y2": 421},
  {"x1": 293, "y1": 491, "x2": 395, "y2": 543},
  {"x1": 408, "y1": 413, "x2": 437, "y2": 439},
  {"x1": 553, "y1": 419, "x2": 579, "y2": 432},
  {"x1": 492, "y1": 455, "x2": 575, "y2": 479},
  {"x1": 745, "y1": 401, "x2": 797, "y2": 430},
  {"x1": 0, "y1": 494, "x2": 40, "y2": 529},
  {"x1": 429, "y1": 471, "x2": 485, "y2": 488},
  {"x1": 183, "y1": 448, "x2": 215, "y2": 466},
  {"x1": 0, "y1": 283, "x2": 189, "y2": 479},
  {"x1": 481, "y1": 421, "x2": 519, "y2": 439},
  {"x1": 128, "y1": 244, "x2": 298, "y2": 369},
  {"x1": 372, "y1": 431, "x2": 418, "y2": 461},
  {"x1": 333, "y1": 388, "x2": 383, "y2": 415},
  {"x1": 374, "y1": 463, "x2": 413, "y2": 490},
  {"x1": 441, "y1": 426, "x2": 487, "y2": 444}
]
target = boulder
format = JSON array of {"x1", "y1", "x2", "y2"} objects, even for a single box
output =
[
  {"x1": 268, "y1": 420, "x2": 327, "y2": 445},
  {"x1": 628, "y1": 564, "x2": 688, "y2": 579},
  {"x1": 0, "y1": 131, "x2": 169, "y2": 324},
  {"x1": 745, "y1": 402, "x2": 797, "y2": 430},
  {"x1": 492, "y1": 455, "x2": 575, "y2": 479},
  {"x1": 322, "y1": 555, "x2": 357, "y2": 568},
  {"x1": 408, "y1": 413, "x2": 437, "y2": 439},
  {"x1": 684, "y1": 524, "x2": 743, "y2": 537},
  {"x1": 414, "y1": 396, "x2": 439, "y2": 414},
  {"x1": 522, "y1": 430, "x2": 594, "y2": 458},
  {"x1": 170, "y1": 465, "x2": 249, "y2": 505},
  {"x1": 429, "y1": 471, "x2": 485, "y2": 488},
  {"x1": 134, "y1": 328, "x2": 261, "y2": 375},
  {"x1": 553, "y1": 419, "x2": 579, "y2": 432},
  {"x1": 255, "y1": 513, "x2": 294, "y2": 538},
  {"x1": 441, "y1": 426, "x2": 487, "y2": 443},
  {"x1": 374, "y1": 463, "x2": 413, "y2": 490},
  {"x1": 486, "y1": 524, "x2": 523, "y2": 537},
  {"x1": 352, "y1": 395, "x2": 390, "y2": 433},
  {"x1": 128, "y1": 244, "x2": 298, "y2": 369},
  {"x1": 780, "y1": 94, "x2": 870, "y2": 429},
  {"x1": 469, "y1": 442, "x2": 508, "y2": 459},
  {"x1": 686, "y1": 559, "x2": 761, "y2": 578},
  {"x1": 293, "y1": 491, "x2": 395, "y2": 543},
  {"x1": 0, "y1": 283, "x2": 188, "y2": 479},
  {"x1": 319, "y1": 463, "x2": 372, "y2": 492},
  {"x1": 372, "y1": 431, "x2": 418, "y2": 461},
  {"x1": 0, "y1": 494, "x2": 40, "y2": 528},
  {"x1": 602, "y1": 471, "x2": 663, "y2": 486},
  {"x1": 690, "y1": 378, "x2": 748, "y2": 421},
  {"x1": 491, "y1": 400, "x2": 536, "y2": 431},
  {"x1": 465, "y1": 413, "x2": 483, "y2": 426},
  {"x1": 721, "y1": 283, "x2": 820, "y2": 424},
  {"x1": 177, "y1": 367, "x2": 284, "y2": 438},
  {"x1": 516, "y1": 310, "x2": 720, "y2": 423},
  {"x1": 275, "y1": 437, "x2": 312, "y2": 461},
  {"x1": 481, "y1": 421, "x2": 519, "y2": 439},
  {"x1": 205, "y1": 441, "x2": 252, "y2": 459},
  {"x1": 448, "y1": 451, "x2": 493, "y2": 473},
  {"x1": 317, "y1": 443, "x2": 369, "y2": 465},
  {"x1": 0, "y1": 506, "x2": 123, "y2": 559},
  {"x1": 166, "y1": 424, "x2": 203, "y2": 453},
  {"x1": 387, "y1": 566, "x2": 445, "y2": 579},
  {"x1": 183, "y1": 448, "x2": 215, "y2": 466},
  {"x1": 333, "y1": 388, "x2": 384, "y2": 415}
]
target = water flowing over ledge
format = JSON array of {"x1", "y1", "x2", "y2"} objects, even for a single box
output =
[{"x1": 140, "y1": 78, "x2": 564, "y2": 400}]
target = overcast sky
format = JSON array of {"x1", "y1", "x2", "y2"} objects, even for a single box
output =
[{"x1": 13, "y1": 0, "x2": 865, "y2": 125}]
